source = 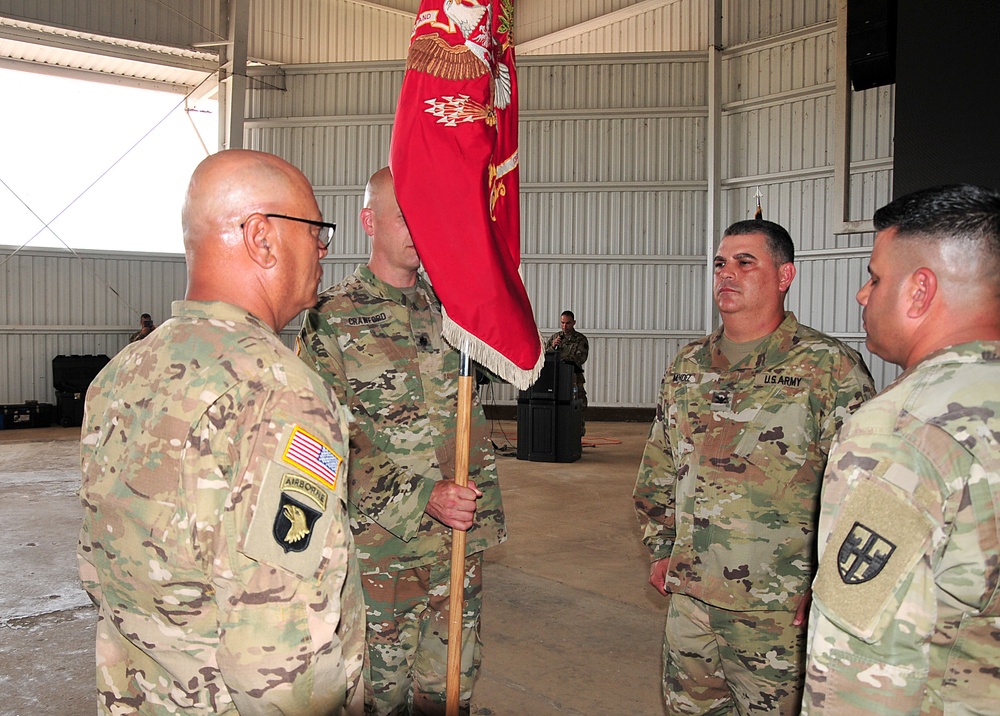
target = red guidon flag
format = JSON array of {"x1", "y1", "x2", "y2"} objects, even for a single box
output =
[{"x1": 389, "y1": 0, "x2": 543, "y2": 390}]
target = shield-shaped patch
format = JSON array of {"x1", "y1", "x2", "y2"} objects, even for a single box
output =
[
  {"x1": 273, "y1": 493, "x2": 322, "y2": 553},
  {"x1": 838, "y1": 521, "x2": 896, "y2": 584}
]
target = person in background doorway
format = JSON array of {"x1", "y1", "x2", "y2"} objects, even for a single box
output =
[{"x1": 128, "y1": 312, "x2": 156, "y2": 343}]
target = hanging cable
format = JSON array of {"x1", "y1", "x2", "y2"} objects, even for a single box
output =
[{"x1": 0, "y1": 174, "x2": 143, "y2": 317}]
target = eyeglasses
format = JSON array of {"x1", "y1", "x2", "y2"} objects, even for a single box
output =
[{"x1": 241, "y1": 213, "x2": 337, "y2": 249}]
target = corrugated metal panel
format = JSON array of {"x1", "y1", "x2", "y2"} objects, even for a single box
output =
[
  {"x1": 724, "y1": 0, "x2": 836, "y2": 46},
  {"x1": 524, "y1": 262, "x2": 706, "y2": 333},
  {"x1": 477, "y1": 335, "x2": 693, "y2": 408},
  {"x1": 0, "y1": 0, "x2": 223, "y2": 48},
  {"x1": 723, "y1": 23, "x2": 836, "y2": 103},
  {"x1": 250, "y1": 0, "x2": 414, "y2": 64},
  {"x1": 0, "y1": 246, "x2": 187, "y2": 404},
  {"x1": 247, "y1": 124, "x2": 395, "y2": 188},
  {"x1": 246, "y1": 62, "x2": 404, "y2": 118},
  {"x1": 516, "y1": 0, "x2": 653, "y2": 38},
  {"x1": 0, "y1": 246, "x2": 368, "y2": 404},
  {"x1": 520, "y1": 0, "x2": 708, "y2": 55},
  {"x1": 521, "y1": 115, "x2": 706, "y2": 184},
  {"x1": 521, "y1": 188, "x2": 706, "y2": 256},
  {"x1": 518, "y1": 53, "x2": 707, "y2": 110}
]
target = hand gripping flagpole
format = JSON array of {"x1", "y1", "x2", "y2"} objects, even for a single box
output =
[{"x1": 446, "y1": 347, "x2": 473, "y2": 716}]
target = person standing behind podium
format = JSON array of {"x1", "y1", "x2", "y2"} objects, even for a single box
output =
[{"x1": 545, "y1": 310, "x2": 589, "y2": 435}]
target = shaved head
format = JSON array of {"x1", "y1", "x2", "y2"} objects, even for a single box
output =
[
  {"x1": 363, "y1": 167, "x2": 393, "y2": 213},
  {"x1": 360, "y1": 166, "x2": 420, "y2": 288},
  {"x1": 182, "y1": 150, "x2": 314, "y2": 253},
  {"x1": 181, "y1": 149, "x2": 328, "y2": 331}
]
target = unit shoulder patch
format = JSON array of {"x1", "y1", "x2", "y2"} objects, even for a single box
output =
[
  {"x1": 838, "y1": 521, "x2": 896, "y2": 584},
  {"x1": 273, "y1": 493, "x2": 321, "y2": 553}
]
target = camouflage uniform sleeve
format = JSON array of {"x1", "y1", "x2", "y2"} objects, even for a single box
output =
[
  {"x1": 544, "y1": 332, "x2": 559, "y2": 352},
  {"x1": 818, "y1": 353, "x2": 876, "y2": 453},
  {"x1": 633, "y1": 368, "x2": 677, "y2": 561},
  {"x1": 77, "y1": 501, "x2": 102, "y2": 606},
  {"x1": 213, "y1": 385, "x2": 362, "y2": 714},
  {"x1": 299, "y1": 307, "x2": 437, "y2": 542},
  {"x1": 803, "y1": 428, "x2": 940, "y2": 714},
  {"x1": 567, "y1": 333, "x2": 589, "y2": 367}
]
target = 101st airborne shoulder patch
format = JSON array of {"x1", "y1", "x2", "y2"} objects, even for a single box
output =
[
  {"x1": 282, "y1": 426, "x2": 343, "y2": 490},
  {"x1": 273, "y1": 492, "x2": 322, "y2": 553}
]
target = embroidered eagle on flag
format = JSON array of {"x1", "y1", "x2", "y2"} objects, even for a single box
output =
[{"x1": 407, "y1": 0, "x2": 513, "y2": 111}]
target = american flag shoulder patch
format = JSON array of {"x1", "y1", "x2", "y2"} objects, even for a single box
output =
[{"x1": 282, "y1": 426, "x2": 343, "y2": 490}]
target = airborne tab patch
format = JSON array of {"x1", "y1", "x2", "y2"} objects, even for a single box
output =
[
  {"x1": 838, "y1": 521, "x2": 896, "y2": 584},
  {"x1": 273, "y1": 493, "x2": 321, "y2": 553},
  {"x1": 282, "y1": 426, "x2": 342, "y2": 490},
  {"x1": 279, "y1": 473, "x2": 328, "y2": 511}
]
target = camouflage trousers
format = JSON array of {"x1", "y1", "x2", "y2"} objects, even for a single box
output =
[
  {"x1": 662, "y1": 594, "x2": 806, "y2": 716},
  {"x1": 360, "y1": 553, "x2": 483, "y2": 716}
]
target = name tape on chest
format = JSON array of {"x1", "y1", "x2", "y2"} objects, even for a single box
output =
[
  {"x1": 346, "y1": 313, "x2": 388, "y2": 327},
  {"x1": 282, "y1": 426, "x2": 343, "y2": 490},
  {"x1": 755, "y1": 373, "x2": 805, "y2": 388}
]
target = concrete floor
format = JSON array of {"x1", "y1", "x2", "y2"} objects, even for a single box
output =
[{"x1": 0, "y1": 421, "x2": 667, "y2": 716}]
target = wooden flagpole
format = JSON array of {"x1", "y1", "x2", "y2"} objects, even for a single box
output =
[{"x1": 446, "y1": 349, "x2": 473, "y2": 716}]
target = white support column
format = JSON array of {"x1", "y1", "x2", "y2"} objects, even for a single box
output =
[
  {"x1": 219, "y1": 0, "x2": 249, "y2": 150},
  {"x1": 704, "y1": 0, "x2": 723, "y2": 334}
]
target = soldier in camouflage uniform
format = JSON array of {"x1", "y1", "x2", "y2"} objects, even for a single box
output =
[
  {"x1": 298, "y1": 167, "x2": 505, "y2": 716},
  {"x1": 78, "y1": 150, "x2": 365, "y2": 715},
  {"x1": 545, "y1": 310, "x2": 590, "y2": 435},
  {"x1": 633, "y1": 219, "x2": 875, "y2": 715},
  {"x1": 803, "y1": 184, "x2": 1000, "y2": 714}
]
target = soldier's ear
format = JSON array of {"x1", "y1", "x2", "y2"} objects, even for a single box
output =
[
  {"x1": 906, "y1": 267, "x2": 937, "y2": 318},
  {"x1": 359, "y1": 207, "x2": 376, "y2": 238},
  {"x1": 778, "y1": 262, "x2": 796, "y2": 293},
  {"x1": 243, "y1": 213, "x2": 278, "y2": 269}
]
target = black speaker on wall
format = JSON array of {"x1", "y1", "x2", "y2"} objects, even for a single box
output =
[
  {"x1": 893, "y1": 0, "x2": 1000, "y2": 198},
  {"x1": 847, "y1": 0, "x2": 897, "y2": 91}
]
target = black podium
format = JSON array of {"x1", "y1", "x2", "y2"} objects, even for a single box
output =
[
  {"x1": 52, "y1": 354, "x2": 109, "y2": 427},
  {"x1": 516, "y1": 353, "x2": 582, "y2": 462}
]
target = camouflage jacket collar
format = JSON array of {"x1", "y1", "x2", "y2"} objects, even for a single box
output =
[
  {"x1": 354, "y1": 264, "x2": 439, "y2": 312},
  {"x1": 705, "y1": 311, "x2": 800, "y2": 371},
  {"x1": 894, "y1": 339, "x2": 1000, "y2": 385},
  {"x1": 170, "y1": 299, "x2": 273, "y2": 334}
]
